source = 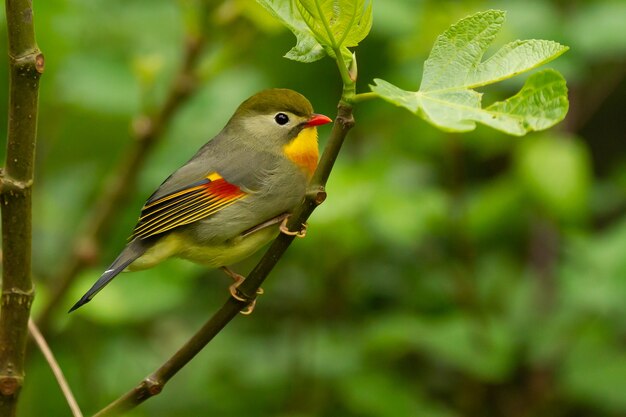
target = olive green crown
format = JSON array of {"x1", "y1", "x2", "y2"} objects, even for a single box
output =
[{"x1": 235, "y1": 88, "x2": 313, "y2": 118}]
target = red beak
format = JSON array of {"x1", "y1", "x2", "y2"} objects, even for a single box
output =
[{"x1": 305, "y1": 113, "x2": 332, "y2": 127}]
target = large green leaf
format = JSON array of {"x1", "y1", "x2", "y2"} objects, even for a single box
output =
[
  {"x1": 371, "y1": 10, "x2": 569, "y2": 135},
  {"x1": 256, "y1": 0, "x2": 326, "y2": 62}
]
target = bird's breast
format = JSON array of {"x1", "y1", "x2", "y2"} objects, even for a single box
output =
[{"x1": 175, "y1": 223, "x2": 280, "y2": 267}]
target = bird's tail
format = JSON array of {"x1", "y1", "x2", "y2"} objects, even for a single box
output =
[{"x1": 69, "y1": 239, "x2": 148, "y2": 312}]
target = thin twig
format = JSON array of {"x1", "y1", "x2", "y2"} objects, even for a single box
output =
[
  {"x1": 35, "y1": 35, "x2": 205, "y2": 333},
  {"x1": 0, "y1": 0, "x2": 42, "y2": 414},
  {"x1": 28, "y1": 319, "x2": 84, "y2": 417}
]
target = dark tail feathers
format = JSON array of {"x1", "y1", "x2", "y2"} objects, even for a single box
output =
[{"x1": 68, "y1": 239, "x2": 147, "y2": 312}]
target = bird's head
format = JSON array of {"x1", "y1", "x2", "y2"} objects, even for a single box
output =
[{"x1": 227, "y1": 88, "x2": 332, "y2": 175}]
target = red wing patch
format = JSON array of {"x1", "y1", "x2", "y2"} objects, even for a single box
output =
[{"x1": 130, "y1": 172, "x2": 246, "y2": 240}]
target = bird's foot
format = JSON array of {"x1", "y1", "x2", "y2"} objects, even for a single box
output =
[
  {"x1": 279, "y1": 215, "x2": 307, "y2": 238},
  {"x1": 221, "y1": 267, "x2": 263, "y2": 315}
]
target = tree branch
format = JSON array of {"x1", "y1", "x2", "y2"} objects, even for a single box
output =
[
  {"x1": 35, "y1": 35, "x2": 205, "y2": 333},
  {"x1": 91, "y1": 102, "x2": 355, "y2": 417},
  {"x1": 0, "y1": 0, "x2": 43, "y2": 415}
]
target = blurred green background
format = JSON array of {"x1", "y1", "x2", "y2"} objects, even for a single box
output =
[{"x1": 2, "y1": 0, "x2": 626, "y2": 416}]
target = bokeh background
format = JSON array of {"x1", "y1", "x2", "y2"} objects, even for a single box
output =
[{"x1": 2, "y1": 0, "x2": 626, "y2": 416}]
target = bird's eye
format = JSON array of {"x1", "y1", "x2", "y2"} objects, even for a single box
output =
[{"x1": 274, "y1": 113, "x2": 289, "y2": 125}]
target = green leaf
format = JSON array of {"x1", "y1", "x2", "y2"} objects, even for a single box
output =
[
  {"x1": 345, "y1": 0, "x2": 373, "y2": 46},
  {"x1": 485, "y1": 70, "x2": 569, "y2": 133},
  {"x1": 296, "y1": 0, "x2": 372, "y2": 49},
  {"x1": 257, "y1": 0, "x2": 372, "y2": 69},
  {"x1": 370, "y1": 10, "x2": 570, "y2": 135},
  {"x1": 256, "y1": 0, "x2": 326, "y2": 62},
  {"x1": 420, "y1": 11, "x2": 565, "y2": 91}
]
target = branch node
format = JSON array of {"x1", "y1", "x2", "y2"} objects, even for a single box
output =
[
  {"x1": 35, "y1": 53, "x2": 45, "y2": 73},
  {"x1": 0, "y1": 173, "x2": 34, "y2": 194},
  {"x1": 11, "y1": 49, "x2": 44, "y2": 78},
  {"x1": 143, "y1": 377, "x2": 163, "y2": 396},
  {"x1": 1, "y1": 288, "x2": 35, "y2": 309},
  {"x1": 305, "y1": 186, "x2": 327, "y2": 205},
  {"x1": 337, "y1": 112, "x2": 355, "y2": 130},
  {"x1": 0, "y1": 375, "x2": 23, "y2": 396}
]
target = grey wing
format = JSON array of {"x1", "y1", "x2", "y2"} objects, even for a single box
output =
[
  {"x1": 127, "y1": 134, "x2": 285, "y2": 240},
  {"x1": 145, "y1": 132, "x2": 274, "y2": 204}
]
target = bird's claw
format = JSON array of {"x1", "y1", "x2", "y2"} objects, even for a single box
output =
[
  {"x1": 222, "y1": 267, "x2": 263, "y2": 315},
  {"x1": 279, "y1": 216, "x2": 307, "y2": 238},
  {"x1": 229, "y1": 284, "x2": 263, "y2": 315}
]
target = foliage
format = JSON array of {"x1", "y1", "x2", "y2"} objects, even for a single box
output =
[
  {"x1": 1, "y1": 0, "x2": 625, "y2": 416},
  {"x1": 371, "y1": 10, "x2": 568, "y2": 135},
  {"x1": 257, "y1": 0, "x2": 372, "y2": 64}
]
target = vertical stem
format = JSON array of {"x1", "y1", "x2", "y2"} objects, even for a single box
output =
[{"x1": 1, "y1": 0, "x2": 43, "y2": 415}]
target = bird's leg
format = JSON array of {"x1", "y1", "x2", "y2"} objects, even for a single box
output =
[
  {"x1": 279, "y1": 215, "x2": 307, "y2": 238},
  {"x1": 240, "y1": 213, "x2": 290, "y2": 238},
  {"x1": 221, "y1": 266, "x2": 264, "y2": 315}
]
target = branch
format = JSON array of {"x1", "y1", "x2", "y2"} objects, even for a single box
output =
[
  {"x1": 28, "y1": 319, "x2": 83, "y2": 417},
  {"x1": 0, "y1": 0, "x2": 43, "y2": 415},
  {"x1": 90, "y1": 102, "x2": 355, "y2": 417},
  {"x1": 35, "y1": 35, "x2": 205, "y2": 333}
]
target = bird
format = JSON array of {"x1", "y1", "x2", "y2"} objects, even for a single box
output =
[{"x1": 69, "y1": 88, "x2": 332, "y2": 313}]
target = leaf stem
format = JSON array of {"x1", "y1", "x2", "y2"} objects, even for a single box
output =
[
  {"x1": 351, "y1": 91, "x2": 378, "y2": 103},
  {"x1": 333, "y1": 48, "x2": 356, "y2": 102}
]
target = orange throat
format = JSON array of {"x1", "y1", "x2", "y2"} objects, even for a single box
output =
[{"x1": 283, "y1": 127, "x2": 319, "y2": 178}]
